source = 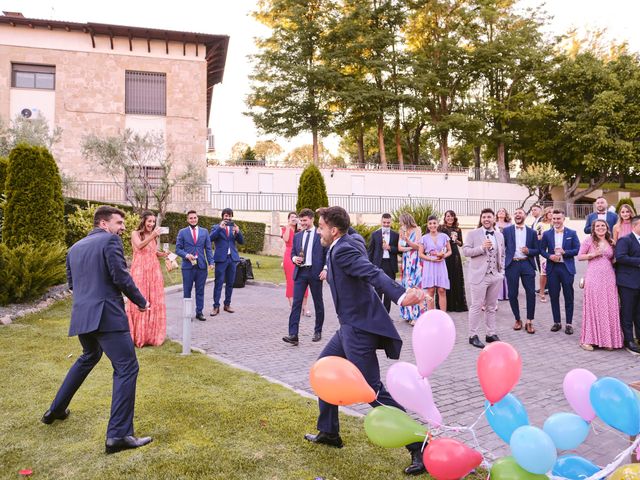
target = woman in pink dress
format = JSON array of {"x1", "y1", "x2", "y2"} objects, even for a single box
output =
[
  {"x1": 613, "y1": 203, "x2": 635, "y2": 244},
  {"x1": 577, "y1": 219, "x2": 623, "y2": 351},
  {"x1": 126, "y1": 211, "x2": 168, "y2": 347},
  {"x1": 281, "y1": 212, "x2": 309, "y2": 315}
]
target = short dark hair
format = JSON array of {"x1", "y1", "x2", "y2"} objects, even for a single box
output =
[
  {"x1": 631, "y1": 215, "x2": 640, "y2": 227},
  {"x1": 221, "y1": 208, "x2": 234, "y2": 217},
  {"x1": 552, "y1": 209, "x2": 565, "y2": 216},
  {"x1": 94, "y1": 205, "x2": 125, "y2": 226},
  {"x1": 480, "y1": 208, "x2": 495, "y2": 216},
  {"x1": 299, "y1": 208, "x2": 315, "y2": 219},
  {"x1": 427, "y1": 215, "x2": 438, "y2": 223},
  {"x1": 187, "y1": 210, "x2": 197, "y2": 216},
  {"x1": 382, "y1": 213, "x2": 392, "y2": 220},
  {"x1": 531, "y1": 204, "x2": 542, "y2": 209},
  {"x1": 514, "y1": 207, "x2": 526, "y2": 213},
  {"x1": 318, "y1": 206, "x2": 350, "y2": 233}
]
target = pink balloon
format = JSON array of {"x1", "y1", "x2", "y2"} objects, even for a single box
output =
[
  {"x1": 412, "y1": 310, "x2": 456, "y2": 377},
  {"x1": 387, "y1": 362, "x2": 443, "y2": 426},
  {"x1": 563, "y1": 368, "x2": 597, "y2": 422},
  {"x1": 477, "y1": 342, "x2": 522, "y2": 405}
]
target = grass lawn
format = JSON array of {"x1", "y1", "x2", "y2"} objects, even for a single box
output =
[{"x1": 0, "y1": 300, "x2": 463, "y2": 479}]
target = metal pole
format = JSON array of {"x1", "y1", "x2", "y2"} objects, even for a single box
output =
[{"x1": 182, "y1": 297, "x2": 192, "y2": 355}]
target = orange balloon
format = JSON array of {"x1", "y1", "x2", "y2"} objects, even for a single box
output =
[{"x1": 309, "y1": 356, "x2": 376, "y2": 406}]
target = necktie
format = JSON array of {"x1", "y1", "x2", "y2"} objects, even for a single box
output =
[
  {"x1": 302, "y1": 230, "x2": 312, "y2": 264},
  {"x1": 226, "y1": 226, "x2": 230, "y2": 237},
  {"x1": 191, "y1": 226, "x2": 197, "y2": 244}
]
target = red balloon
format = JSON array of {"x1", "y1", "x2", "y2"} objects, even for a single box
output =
[
  {"x1": 477, "y1": 342, "x2": 522, "y2": 404},
  {"x1": 423, "y1": 438, "x2": 483, "y2": 480},
  {"x1": 309, "y1": 356, "x2": 376, "y2": 406}
]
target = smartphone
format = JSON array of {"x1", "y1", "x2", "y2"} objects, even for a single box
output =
[
  {"x1": 159, "y1": 226, "x2": 170, "y2": 235},
  {"x1": 226, "y1": 221, "x2": 235, "y2": 228}
]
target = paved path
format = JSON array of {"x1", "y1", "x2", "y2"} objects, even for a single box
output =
[{"x1": 165, "y1": 262, "x2": 640, "y2": 466}]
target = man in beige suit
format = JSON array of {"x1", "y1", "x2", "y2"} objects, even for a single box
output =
[{"x1": 463, "y1": 208, "x2": 506, "y2": 348}]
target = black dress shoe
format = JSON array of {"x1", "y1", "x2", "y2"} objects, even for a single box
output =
[
  {"x1": 405, "y1": 448, "x2": 427, "y2": 475},
  {"x1": 550, "y1": 323, "x2": 562, "y2": 332},
  {"x1": 469, "y1": 335, "x2": 485, "y2": 349},
  {"x1": 105, "y1": 435, "x2": 153, "y2": 454},
  {"x1": 282, "y1": 335, "x2": 299, "y2": 346},
  {"x1": 312, "y1": 332, "x2": 322, "y2": 342},
  {"x1": 41, "y1": 408, "x2": 70, "y2": 424},
  {"x1": 626, "y1": 342, "x2": 640, "y2": 355},
  {"x1": 565, "y1": 325, "x2": 574, "y2": 335},
  {"x1": 304, "y1": 431, "x2": 343, "y2": 448},
  {"x1": 485, "y1": 334, "x2": 500, "y2": 343},
  {"x1": 195, "y1": 313, "x2": 206, "y2": 321}
]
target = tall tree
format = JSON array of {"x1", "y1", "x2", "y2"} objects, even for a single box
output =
[
  {"x1": 247, "y1": 0, "x2": 336, "y2": 165},
  {"x1": 253, "y1": 140, "x2": 284, "y2": 164}
]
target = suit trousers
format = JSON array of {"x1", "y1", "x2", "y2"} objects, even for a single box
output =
[
  {"x1": 316, "y1": 326, "x2": 422, "y2": 453},
  {"x1": 376, "y1": 258, "x2": 396, "y2": 313},
  {"x1": 182, "y1": 267, "x2": 208, "y2": 314},
  {"x1": 213, "y1": 256, "x2": 238, "y2": 307},
  {"x1": 505, "y1": 260, "x2": 536, "y2": 321},
  {"x1": 547, "y1": 263, "x2": 575, "y2": 324},
  {"x1": 619, "y1": 285, "x2": 640, "y2": 344},
  {"x1": 49, "y1": 331, "x2": 139, "y2": 438},
  {"x1": 288, "y1": 267, "x2": 324, "y2": 336},
  {"x1": 468, "y1": 273, "x2": 503, "y2": 337}
]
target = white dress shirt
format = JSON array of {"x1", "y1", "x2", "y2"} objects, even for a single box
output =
[
  {"x1": 303, "y1": 228, "x2": 315, "y2": 266},
  {"x1": 514, "y1": 225, "x2": 527, "y2": 259},
  {"x1": 382, "y1": 228, "x2": 391, "y2": 259},
  {"x1": 554, "y1": 229, "x2": 564, "y2": 262}
]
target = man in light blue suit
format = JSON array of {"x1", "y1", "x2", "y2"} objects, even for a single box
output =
[
  {"x1": 176, "y1": 210, "x2": 214, "y2": 321},
  {"x1": 584, "y1": 197, "x2": 618, "y2": 234},
  {"x1": 540, "y1": 209, "x2": 581, "y2": 334},
  {"x1": 209, "y1": 208, "x2": 244, "y2": 316}
]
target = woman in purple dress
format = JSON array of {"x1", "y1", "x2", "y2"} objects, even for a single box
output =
[
  {"x1": 419, "y1": 216, "x2": 451, "y2": 311},
  {"x1": 577, "y1": 219, "x2": 623, "y2": 351}
]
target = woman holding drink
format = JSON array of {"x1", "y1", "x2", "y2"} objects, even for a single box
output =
[{"x1": 439, "y1": 210, "x2": 468, "y2": 312}]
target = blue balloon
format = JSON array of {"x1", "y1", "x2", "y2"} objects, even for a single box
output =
[
  {"x1": 543, "y1": 412, "x2": 590, "y2": 450},
  {"x1": 590, "y1": 377, "x2": 640, "y2": 435},
  {"x1": 552, "y1": 454, "x2": 600, "y2": 480},
  {"x1": 486, "y1": 394, "x2": 529, "y2": 444},
  {"x1": 510, "y1": 426, "x2": 557, "y2": 475}
]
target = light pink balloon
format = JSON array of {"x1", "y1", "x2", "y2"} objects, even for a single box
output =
[
  {"x1": 563, "y1": 368, "x2": 597, "y2": 422},
  {"x1": 412, "y1": 310, "x2": 456, "y2": 377},
  {"x1": 386, "y1": 361, "x2": 443, "y2": 426}
]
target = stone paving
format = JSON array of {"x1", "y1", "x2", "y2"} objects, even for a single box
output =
[{"x1": 164, "y1": 261, "x2": 640, "y2": 466}]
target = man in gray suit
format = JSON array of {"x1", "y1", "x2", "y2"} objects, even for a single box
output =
[
  {"x1": 41, "y1": 206, "x2": 153, "y2": 454},
  {"x1": 463, "y1": 208, "x2": 506, "y2": 348}
]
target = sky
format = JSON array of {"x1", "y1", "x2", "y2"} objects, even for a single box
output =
[{"x1": 3, "y1": 0, "x2": 640, "y2": 160}]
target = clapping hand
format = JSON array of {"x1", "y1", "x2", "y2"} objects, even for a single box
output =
[{"x1": 401, "y1": 288, "x2": 426, "y2": 307}]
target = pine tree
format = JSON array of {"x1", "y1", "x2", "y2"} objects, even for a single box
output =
[
  {"x1": 3, "y1": 144, "x2": 65, "y2": 247},
  {"x1": 296, "y1": 164, "x2": 329, "y2": 224}
]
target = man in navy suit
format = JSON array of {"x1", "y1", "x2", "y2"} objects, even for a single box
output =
[
  {"x1": 176, "y1": 210, "x2": 214, "y2": 321},
  {"x1": 584, "y1": 197, "x2": 618, "y2": 234},
  {"x1": 503, "y1": 208, "x2": 539, "y2": 334},
  {"x1": 540, "y1": 209, "x2": 581, "y2": 334},
  {"x1": 615, "y1": 215, "x2": 640, "y2": 355},
  {"x1": 209, "y1": 208, "x2": 245, "y2": 316},
  {"x1": 304, "y1": 207, "x2": 427, "y2": 475},
  {"x1": 367, "y1": 213, "x2": 400, "y2": 312},
  {"x1": 42, "y1": 206, "x2": 152, "y2": 454},
  {"x1": 283, "y1": 208, "x2": 327, "y2": 345}
]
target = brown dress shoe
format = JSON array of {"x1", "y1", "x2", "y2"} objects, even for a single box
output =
[
  {"x1": 223, "y1": 305, "x2": 235, "y2": 313},
  {"x1": 525, "y1": 321, "x2": 535, "y2": 334},
  {"x1": 210, "y1": 307, "x2": 219, "y2": 316},
  {"x1": 513, "y1": 320, "x2": 523, "y2": 331}
]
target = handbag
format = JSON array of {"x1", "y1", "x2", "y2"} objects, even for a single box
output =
[{"x1": 165, "y1": 257, "x2": 178, "y2": 272}]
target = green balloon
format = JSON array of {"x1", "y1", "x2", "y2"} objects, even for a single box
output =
[
  {"x1": 491, "y1": 456, "x2": 549, "y2": 480},
  {"x1": 364, "y1": 406, "x2": 427, "y2": 448}
]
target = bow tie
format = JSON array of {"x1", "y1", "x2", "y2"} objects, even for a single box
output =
[{"x1": 485, "y1": 231, "x2": 495, "y2": 236}]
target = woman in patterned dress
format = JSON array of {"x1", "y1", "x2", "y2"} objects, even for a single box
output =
[
  {"x1": 126, "y1": 211, "x2": 168, "y2": 347},
  {"x1": 576, "y1": 219, "x2": 623, "y2": 351},
  {"x1": 495, "y1": 208, "x2": 512, "y2": 301},
  {"x1": 537, "y1": 207, "x2": 553, "y2": 302},
  {"x1": 398, "y1": 213, "x2": 423, "y2": 325}
]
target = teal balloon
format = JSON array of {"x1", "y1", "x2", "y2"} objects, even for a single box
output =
[
  {"x1": 485, "y1": 394, "x2": 529, "y2": 444},
  {"x1": 510, "y1": 426, "x2": 557, "y2": 475},
  {"x1": 543, "y1": 412, "x2": 590, "y2": 450},
  {"x1": 364, "y1": 406, "x2": 427, "y2": 448},
  {"x1": 491, "y1": 456, "x2": 549, "y2": 480},
  {"x1": 552, "y1": 454, "x2": 600, "y2": 480},
  {"x1": 590, "y1": 377, "x2": 640, "y2": 435}
]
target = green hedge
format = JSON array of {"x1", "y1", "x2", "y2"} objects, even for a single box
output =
[
  {"x1": 0, "y1": 156, "x2": 7, "y2": 195},
  {"x1": 615, "y1": 197, "x2": 637, "y2": 215}
]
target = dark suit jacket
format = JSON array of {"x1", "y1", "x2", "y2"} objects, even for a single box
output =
[
  {"x1": 540, "y1": 227, "x2": 581, "y2": 275},
  {"x1": 584, "y1": 211, "x2": 618, "y2": 234},
  {"x1": 176, "y1": 226, "x2": 215, "y2": 269},
  {"x1": 503, "y1": 225, "x2": 539, "y2": 270},
  {"x1": 66, "y1": 228, "x2": 147, "y2": 337},
  {"x1": 291, "y1": 229, "x2": 327, "y2": 280},
  {"x1": 367, "y1": 228, "x2": 399, "y2": 274},
  {"x1": 327, "y1": 234, "x2": 406, "y2": 359},
  {"x1": 615, "y1": 233, "x2": 640, "y2": 289},
  {"x1": 210, "y1": 224, "x2": 244, "y2": 262}
]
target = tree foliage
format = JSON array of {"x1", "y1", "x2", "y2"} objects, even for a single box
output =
[
  {"x1": 516, "y1": 163, "x2": 563, "y2": 207},
  {"x1": 295, "y1": 164, "x2": 329, "y2": 224},
  {"x1": 0, "y1": 114, "x2": 62, "y2": 157}
]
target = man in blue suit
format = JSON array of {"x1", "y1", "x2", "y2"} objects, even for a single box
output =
[
  {"x1": 615, "y1": 215, "x2": 640, "y2": 355},
  {"x1": 540, "y1": 209, "x2": 581, "y2": 334},
  {"x1": 176, "y1": 210, "x2": 214, "y2": 321},
  {"x1": 584, "y1": 197, "x2": 618, "y2": 234},
  {"x1": 283, "y1": 208, "x2": 327, "y2": 345},
  {"x1": 42, "y1": 206, "x2": 152, "y2": 454},
  {"x1": 209, "y1": 208, "x2": 244, "y2": 316},
  {"x1": 503, "y1": 208, "x2": 540, "y2": 334},
  {"x1": 304, "y1": 207, "x2": 427, "y2": 475}
]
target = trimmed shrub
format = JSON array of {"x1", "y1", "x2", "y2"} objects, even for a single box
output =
[
  {"x1": 0, "y1": 156, "x2": 7, "y2": 194},
  {"x1": 3, "y1": 144, "x2": 65, "y2": 247},
  {"x1": 351, "y1": 223, "x2": 378, "y2": 245},
  {"x1": 296, "y1": 164, "x2": 328, "y2": 225},
  {"x1": 392, "y1": 202, "x2": 439, "y2": 231},
  {"x1": 0, "y1": 242, "x2": 67, "y2": 305},
  {"x1": 615, "y1": 197, "x2": 637, "y2": 215}
]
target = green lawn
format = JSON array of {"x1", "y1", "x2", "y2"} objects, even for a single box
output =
[{"x1": 0, "y1": 300, "x2": 461, "y2": 479}]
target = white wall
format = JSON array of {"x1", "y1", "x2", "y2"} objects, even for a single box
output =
[{"x1": 9, "y1": 88, "x2": 55, "y2": 124}]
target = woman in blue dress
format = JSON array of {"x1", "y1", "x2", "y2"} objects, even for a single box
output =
[
  {"x1": 419, "y1": 215, "x2": 451, "y2": 311},
  {"x1": 398, "y1": 212, "x2": 423, "y2": 325}
]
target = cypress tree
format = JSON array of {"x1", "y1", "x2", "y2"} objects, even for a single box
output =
[{"x1": 296, "y1": 164, "x2": 329, "y2": 225}]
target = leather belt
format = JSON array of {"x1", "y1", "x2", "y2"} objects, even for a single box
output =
[{"x1": 512, "y1": 258, "x2": 527, "y2": 261}]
